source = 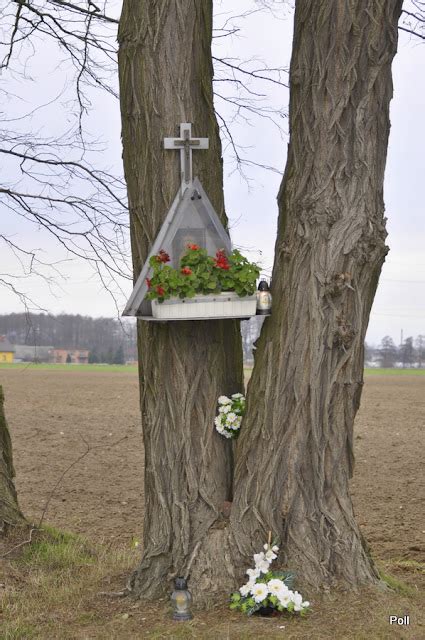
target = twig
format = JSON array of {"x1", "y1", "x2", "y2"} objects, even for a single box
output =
[
  {"x1": 38, "y1": 433, "x2": 130, "y2": 528},
  {"x1": 184, "y1": 540, "x2": 202, "y2": 580},
  {"x1": 1, "y1": 525, "x2": 36, "y2": 558},
  {"x1": 97, "y1": 589, "x2": 130, "y2": 598}
]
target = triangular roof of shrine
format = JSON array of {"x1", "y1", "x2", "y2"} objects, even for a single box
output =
[{"x1": 122, "y1": 178, "x2": 232, "y2": 317}]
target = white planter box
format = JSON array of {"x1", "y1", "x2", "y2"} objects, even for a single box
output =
[{"x1": 151, "y1": 292, "x2": 257, "y2": 320}]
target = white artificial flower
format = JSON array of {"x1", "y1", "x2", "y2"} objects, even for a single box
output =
[
  {"x1": 231, "y1": 393, "x2": 244, "y2": 399},
  {"x1": 214, "y1": 416, "x2": 222, "y2": 427},
  {"x1": 263, "y1": 543, "x2": 269, "y2": 551},
  {"x1": 257, "y1": 560, "x2": 270, "y2": 574},
  {"x1": 302, "y1": 601, "x2": 310, "y2": 609},
  {"x1": 291, "y1": 591, "x2": 303, "y2": 607},
  {"x1": 218, "y1": 395, "x2": 231, "y2": 405},
  {"x1": 216, "y1": 424, "x2": 224, "y2": 434},
  {"x1": 226, "y1": 412, "x2": 237, "y2": 423},
  {"x1": 246, "y1": 567, "x2": 261, "y2": 580},
  {"x1": 253, "y1": 552, "x2": 265, "y2": 565},
  {"x1": 272, "y1": 545, "x2": 279, "y2": 553},
  {"x1": 251, "y1": 583, "x2": 268, "y2": 603},
  {"x1": 278, "y1": 593, "x2": 291, "y2": 608},
  {"x1": 219, "y1": 405, "x2": 231, "y2": 414},
  {"x1": 239, "y1": 583, "x2": 251, "y2": 597},
  {"x1": 267, "y1": 578, "x2": 285, "y2": 595},
  {"x1": 265, "y1": 549, "x2": 277, "y2": 562}
]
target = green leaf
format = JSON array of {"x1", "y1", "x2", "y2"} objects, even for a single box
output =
[{"x1": 247, "y1": 602, "x2": 263, "y2": 617}]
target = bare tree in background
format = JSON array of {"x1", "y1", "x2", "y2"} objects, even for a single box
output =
[
  {"x1": 0, "y1": 0, "x2": 130, "y2": 312},
  {"x1": 0, "y1": 0, "x2": 291, "y2": 313}
]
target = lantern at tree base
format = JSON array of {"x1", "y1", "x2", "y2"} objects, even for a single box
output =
[
  {"x1": 171, "y1": 577, "x2": 193, "y2": 621},
  {"x1": 256, "y1": 279, "x2": 272, "y2": 315}
]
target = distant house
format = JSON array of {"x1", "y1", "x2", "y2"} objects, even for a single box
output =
[
  {"x1": 0, "y1": 336, "x2": 15, "y2": 363},
  {"x1": 53, "y1": 348, "x2": 89, "y2": 364},
  {"x1": 14, "y1": 345, "x2": 54, "y2": 363}
]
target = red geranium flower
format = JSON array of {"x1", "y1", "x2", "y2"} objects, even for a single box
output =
[
  {"x1": 214, "y1": 249, "x2": 230, "y2": 270},
  {"x1": 187, "y1": 243, "x2": 200, "y2": 250},
  {"x1": 156, "y1": 285, "x2": 165, "y2": 296},
  {"x1": 181, "y1": 267, "x2": 192, "y2": 276},
  {"x1": 146, "y1": 277, "x2": 152, "y2": 289},
  {"x1": 156, "y1": 250, "x2": 170, "y2": 263}
]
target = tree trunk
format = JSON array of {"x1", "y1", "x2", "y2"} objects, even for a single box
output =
[
  {"x1": 118, "y1": 0, "x2": 243, "y2": 599},
  {"x1": 0, "y1": 386, "x2": 25, "y2": 532},
  {"x1": 230, "y1": 0, "x2": 403, "y2": 590}
]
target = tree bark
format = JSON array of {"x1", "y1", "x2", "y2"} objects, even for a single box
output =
[
  {"x1": 118, "y1": 0, "x2": 243, "y2": 599},
  {"x1": 0, "y1": 386, "x2": 25, "y2": 532},
  {"x1": 230, "y1": 0, "x2": 403, "y2": 590}
]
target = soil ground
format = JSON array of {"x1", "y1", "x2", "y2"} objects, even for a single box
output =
[{"x1": 0, "y1": 366, "x2": 424, "y2": 639}]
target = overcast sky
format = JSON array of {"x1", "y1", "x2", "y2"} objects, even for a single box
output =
[{"x1": 1, "y1": 1, "x2": 424, "y2": 346}]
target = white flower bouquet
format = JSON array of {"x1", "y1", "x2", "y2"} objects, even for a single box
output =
[
  {"x1": 214, "y1": 393, "x2": 245, "y2": 439},
  {"x1": 229, "y1": 540, "x2": 310, "y2": 617}
]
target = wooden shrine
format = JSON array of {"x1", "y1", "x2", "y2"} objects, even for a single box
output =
[{"x1": 123, "y1": 123, "x2": 260, "y2": 321}]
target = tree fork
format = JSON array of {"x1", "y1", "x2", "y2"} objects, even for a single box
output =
[
  {"x1": 118, "y1": 0, "x2": 243, "y2": 599},
  {"x1": 229, "y1": 0, "x2": 403, "y2": 590}
]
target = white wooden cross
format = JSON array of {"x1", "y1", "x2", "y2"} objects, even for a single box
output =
[{"x1": 164, "y1": 122, "x2": 209, "y2": 192}]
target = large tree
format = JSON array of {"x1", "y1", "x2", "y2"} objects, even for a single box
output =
[
  {"x1": 118, "y1": 0, "x2": 403, "y2": 599},
  {"x1": 118, "y1": 0, "x2": 244, "y2": 598},
  {"x1": 229, "y1": 0, "x2": 403, "y2": 590}
]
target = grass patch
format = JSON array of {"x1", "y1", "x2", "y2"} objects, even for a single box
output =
[
  {"x1": 2, "y1": 363, "x2": 424, "y2": 376},
  {"x1": 18, "y1": 526, "x2": 95, "y2": 570},
  {"x1": 1, "y1": 525, "x2": 139, "y2": 640},
  {"x1": 2, "y1": 623, "x2": 39, "y2": 640},
  {"x1": 382, "y1": 557, "x2": 425, "y2": 577},
  {"x1": 364, "y1": 367, "x2": 425, "y2": 376},
  {"x1": 0, "y1": 363, "x2": 138, "y2": 373},
  {"x1": 389, "y1": 559, "x2": 425, "y2": 573},
  {"x1": 379, "y1": 571, "x2": 414, "y2": 596}
]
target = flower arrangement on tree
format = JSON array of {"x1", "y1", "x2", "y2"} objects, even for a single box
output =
[
  {"x1": 214, "y1": 393, "x2": 245, "y2": 439},
  {"x1": 230, "y1": 538, "x2": 310, "y2": 617},
  {"x1": 145, "y1": 244, "x2": 260, "y2": 302}
]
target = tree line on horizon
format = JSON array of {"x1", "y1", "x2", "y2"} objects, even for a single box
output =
[
  {"x1": 1, "y1": 313, "x2": 423, "y2": 368},
  {"x1": 0, "y1": 313, "x2": 137, "y2": 364},
  {"x1": 366, "y1": 335, "x2": 425, "y2": 368}
]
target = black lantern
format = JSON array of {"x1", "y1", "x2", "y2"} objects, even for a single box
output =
[
  {"x1": 171, "y1": 577, "x2": 193, "y2": 621},
  {"x1": 256, "y1": 279, "x2": 272, "y2": 315}
]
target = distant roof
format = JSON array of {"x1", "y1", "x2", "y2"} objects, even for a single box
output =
[
  {"x1": 13, "y1": 345, "x2": 53, "y2": 358},
  {"x1": 0, "y1": 336, "x2": 15, "y2": 352}
]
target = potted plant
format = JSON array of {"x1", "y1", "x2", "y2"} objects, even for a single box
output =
[{"x1": 145, "y1": 245, "x2": 260, "y2": 320}]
